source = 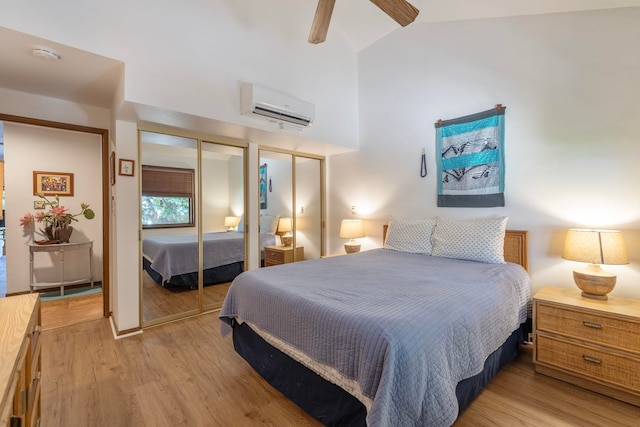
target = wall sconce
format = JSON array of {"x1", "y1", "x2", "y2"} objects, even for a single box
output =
[
  {"x1": 278, "y1": 217, "x2": 293, "y2": 247},
  {"x1": 224, "y1": 216, "x2": 241, "y2": 231},
  {"x1": 562, "y1": 229, "x2": 629, "y2": 299},
  {"x1": 340, "y1": 219, "x2": 365, "y2": 254}
]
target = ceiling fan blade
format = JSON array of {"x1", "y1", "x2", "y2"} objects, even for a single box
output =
[
  {"x1": 308, "y1": 0, "x2": 336, "y2": 44},
  {"x1": 370, "y1": 0, "x2": 419, "y2": 27}
]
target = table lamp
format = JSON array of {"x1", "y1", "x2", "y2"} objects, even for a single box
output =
[
  {"x1": 340, "y1": 219, "x2": 365, "y2": 254},
  {"x1": 562, "y1": 229, "x2": 629, "y2": 300},
  {"x1": 278, "y1": 217, "x2": 293, "y2": 247},
  {"x1": 224, "y1": 216, "x2": 240, "y2": 231}
]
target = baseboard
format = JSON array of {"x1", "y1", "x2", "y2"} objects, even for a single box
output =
[{"x1": 109, "y1": 316, "x2": 143, "y2": 340}]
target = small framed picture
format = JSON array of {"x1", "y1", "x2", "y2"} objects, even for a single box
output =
[
  {"x1": 34, "y1": 201, "x2": 46, "y2": 210},
  {"x1": 33, "y1": 171, "x2": 74, "y2": 196},
  {"x1": 119, "y1": 159, "x2": 135, "y2": 176}
]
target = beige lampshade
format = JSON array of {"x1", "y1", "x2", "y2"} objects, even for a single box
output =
[
  {"x1": 224, "y1": 216, "x2": 240, "y2": 228},
  {"x1": 278, "y1": 217, "x2": 292, "y2": 234},
  {"x1": 339, "y1": 219, "x2": 365, "y2": 239},
  {"x1": 562, "y1": 229, "x2": 628, "y2": 300},
  {"x1": 340, "y1": 219, "x2": 365, "y2": 254},
  {"x1": 278, "y1": 217, "x2": 293, "y2": 247},
  {"x1": 562, "y1": 229, "x2": 629, "y2": 265}
]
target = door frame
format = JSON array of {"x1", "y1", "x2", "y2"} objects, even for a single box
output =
[{"x1": 0, "y1": 113, "x2": 110, "y2": 316}]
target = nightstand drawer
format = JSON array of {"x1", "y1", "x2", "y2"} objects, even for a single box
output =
[
  {"x1": 536, "y1": 302, "x2": 640, "y2": 353},
  {"x1": 536, "y1": 333, "x2": 640, "y2": 393},
  {"x1": 265, "y1": 248, "x2": 285, "y2": 264}
]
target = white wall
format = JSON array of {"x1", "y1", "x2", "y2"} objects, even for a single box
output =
[
  {"x1": 4, "y1": 121, "x2": 104, "y2": 294},
  {"x1": 329, "y1": 8, "x2": 640, "y2": 299},
  {"x1": 0, "y1": 0, "x2": 359, "y2": 150}
]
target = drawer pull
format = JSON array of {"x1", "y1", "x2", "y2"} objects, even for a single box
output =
[
  {"x1": 583, "y1": 355, "x2": 602, "y2": 364},
  {"x1": 582, "y1": 321, "x2": 602, "y2": 329}
]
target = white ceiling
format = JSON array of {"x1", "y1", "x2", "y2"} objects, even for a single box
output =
[{"x1": 1, "y1": 1, "x2": 639, "y2": 110}]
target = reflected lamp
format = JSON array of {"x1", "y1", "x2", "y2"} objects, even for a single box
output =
[
  {"x1": 340, "y1": 219, "x2": 365, "y2": 254},
  {"x1": 278, "y1": 217, "x2": 293, "y2": 247},
  {"x1": 224, "y1": 216, "x2": 240, "y2": 231},
  {"x1": 562, "y1": 229, "x2": 629, "y2": 300}
]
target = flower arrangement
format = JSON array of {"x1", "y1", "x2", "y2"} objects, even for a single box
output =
[{"x1": 20, "y1": 193, "x2": 95, "y2": 243}]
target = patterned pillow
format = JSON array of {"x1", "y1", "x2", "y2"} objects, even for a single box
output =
[
  {"x1": 384, "y1": 216, "x2": 437, "y2": 255},
  {"x1": 431, "y1": 216, "x2": 507, "y2": 263}
]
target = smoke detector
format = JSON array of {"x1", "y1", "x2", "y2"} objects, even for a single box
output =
[{"x1": 32, "y1": 46, "x2": 61, "y2": 61}]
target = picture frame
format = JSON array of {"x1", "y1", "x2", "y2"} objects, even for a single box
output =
[
  {"x1": 119, "y1": 158, "x2": 135, "y2": 176},
  {"x1": 33, "y1": 171, "x2": 74, "y2": 196},
  {"x1": 33, "y1": 201, "x2": 46, "y2": 210},
  {"x1": 110, "y1": 152, "x2": 116, "y2": 185}
]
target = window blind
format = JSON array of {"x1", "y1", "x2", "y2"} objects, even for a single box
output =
[{"x1": 141, "y1": 165, "x2": 194, "y2": 197}]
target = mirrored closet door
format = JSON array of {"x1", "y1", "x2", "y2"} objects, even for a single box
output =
[
  {"x1": 140, "y1": 130, "x2": 245, "y2": 326},
  {"x1": 259, "y1": 149, "x2": 324, "y2": 266},
  {"x1": 201, "y1": 140, "x2": 245, "y2": 313}
]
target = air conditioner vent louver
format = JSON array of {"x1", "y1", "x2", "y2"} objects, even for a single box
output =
[
  {"x1": 253, "y1": 105, "x2": 312, "y2": 126},
  {"x1": 242, "y1": 83, "x2": 315, "y2": 128}
]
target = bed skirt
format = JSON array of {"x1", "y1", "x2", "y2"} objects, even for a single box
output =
[
  {"x1": 142, "y1": 257, "x2": 244, "y2": 290},
  {"x1": 232, "y1": 321, "x2": 524, "y2": 426}
]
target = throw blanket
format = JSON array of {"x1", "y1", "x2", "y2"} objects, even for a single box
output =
[
  {"x1": 143, "y1": 232, "x2": 275, "y2": 283},
  {"x1": 220, "y1": 249, "x2": 530, "y2": 427}
]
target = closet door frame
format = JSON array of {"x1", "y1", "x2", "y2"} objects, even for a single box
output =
[
  {"x1": 139, "y1": 125, "x2": 247, "y2": 328},
  {"x1": 257, "y1": 146, "x2": 325, "y2": 263}
]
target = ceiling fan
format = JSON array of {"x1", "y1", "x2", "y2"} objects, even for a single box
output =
[{"x1": 309, "y1": 0, "x2": 419, "y2": 44}]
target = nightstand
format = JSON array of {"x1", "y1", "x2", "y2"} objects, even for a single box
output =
[
  {"x1": 264, "y1": 245, "x2": 304, "y2": 267},
  {"x1": 533, "y1": 286, "x2": 640, "y2": 406}
]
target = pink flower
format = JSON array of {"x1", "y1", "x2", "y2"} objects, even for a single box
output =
[
  {"x1": 19, "y1": 213, "x2": 34, "y2": 228},
  {"x1": 18, "y1": 194, "x2": 94, "y2": 240},
  {"x1": 51, "y1": 206, "x2": 68, "y2": 216}
]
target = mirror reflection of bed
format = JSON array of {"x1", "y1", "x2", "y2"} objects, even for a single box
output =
[{"x1": 140, "y1": 131, "x2": 246, "y2": 326}]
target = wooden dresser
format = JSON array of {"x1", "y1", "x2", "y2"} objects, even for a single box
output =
[
  {"x1": 0, "y1": 294, "x2": 42, "y2": 427},
  {"x1": 264, "y1": 245, "x2": 304, "y2": 267},
  {"x1": 533, "y1": 286, "x2": 640, "y2": 406}
]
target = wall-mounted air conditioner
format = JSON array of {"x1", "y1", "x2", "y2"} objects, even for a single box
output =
[{"x1": 241, "y1": 83, "x2": 315, "y2": 128}]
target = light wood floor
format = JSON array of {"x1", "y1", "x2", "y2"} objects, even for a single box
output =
[
  {"x1": 40, "y1": 313, "x2": 640, "y2": 427},
  {"x1": 40, "y1": 291, "x2": 104, "y2": 330},
  {"x1": 142, "y1": 272, "x2": 231, "y2": 323}
]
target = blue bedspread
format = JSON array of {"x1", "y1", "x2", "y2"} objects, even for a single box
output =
[
  {"x1": 143, "y1": 231, "x2": 275, "y2": 282},
  {"x1": 220, "y1": 249, "x2": 530, "y2": 426}
]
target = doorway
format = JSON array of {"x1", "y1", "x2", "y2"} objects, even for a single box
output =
[{"x1": 0, "y1": 114, "x2": 110, "y2": 319}]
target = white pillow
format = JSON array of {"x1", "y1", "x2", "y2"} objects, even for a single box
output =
[
  {"x1": 384, "y1": 216, "x2": 437, "y2": 255},
  {"x1": 431, "y1": 216, "x2": 507, "y2": 263},
  {"x1": 260, "y1": 214, "x2": 279, "y2": 235},
  {"x1": 237, "y1": 214, "x2": 244, "y2": 233}
]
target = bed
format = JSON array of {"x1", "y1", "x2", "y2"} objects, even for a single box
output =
[
  {"x1": 219, "y1": 217, "x2": 531, "y2": 426},
  {"x1": 142, "y1": 231, "x2": 276, "y2": 289}
]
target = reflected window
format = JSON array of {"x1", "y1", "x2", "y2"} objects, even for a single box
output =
[{"x1": 141, "y1": 165, "x2": 195, "y2": 228}]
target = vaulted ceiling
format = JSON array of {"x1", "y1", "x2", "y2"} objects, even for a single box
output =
[{"x1": 1, "y1": 1, "x2": 639, "y2": 109}]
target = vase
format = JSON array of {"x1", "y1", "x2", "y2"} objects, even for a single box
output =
[{"x1": 44, "y1": 225, "x2": 73, "y2": 243}]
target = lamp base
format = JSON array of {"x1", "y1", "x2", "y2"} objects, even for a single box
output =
[
  {"x1": 344, "y1": 243, "x2": 361, "y2": 254},
  {"x1": 573, "y1": 264, "x2": 616, "y2": 300},
  {"x1": 281, "y1": 235, "x2": 292, "y2": 247}
]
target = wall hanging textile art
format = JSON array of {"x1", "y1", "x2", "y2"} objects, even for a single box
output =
[
  {"x1": 259, "y1": 163, "x2": 268, "y2": 209},
  {"x1": 435, "y1": 105, "x2": 506, "y2": 207}
]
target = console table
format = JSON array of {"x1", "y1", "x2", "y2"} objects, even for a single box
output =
[{"x1": 29, "y1": 241, "x2": 94, "y2": 296}]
